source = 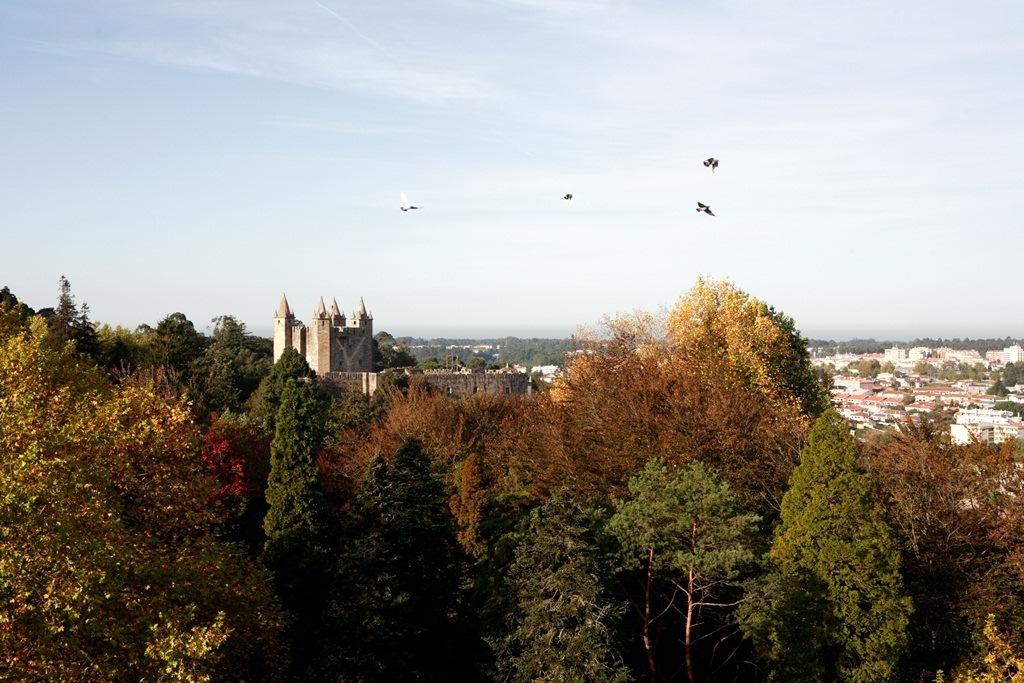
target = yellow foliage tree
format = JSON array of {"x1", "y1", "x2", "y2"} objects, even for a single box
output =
[
  {"x1": 0, "y1": 317, "x2": 286, "y2": 681},
  {"x1": 942, "y1": 614, "x2": 1024, "y2": 683}
]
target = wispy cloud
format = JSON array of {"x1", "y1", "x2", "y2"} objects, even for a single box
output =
[
  {"x1": 96, "y1": 36, "x2": 500, "y2": 102},
  {"x1": 309, "y1": 0, "x2": 397, "y2": 61},
  {"x1": 263, "y1": 117, "x2": 415, "y2": 136},
  {"x1": 33, "y1": 2, "x2": 502, "y2": 103}
]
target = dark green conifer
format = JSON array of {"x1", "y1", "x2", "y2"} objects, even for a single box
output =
[
  {"x1": 750, "y1": 409, "x2": 911, "y2": 682},
  {"x1": 498, "y1": 494, "x2": 628, "y2": 683},
  {"x1": 262, "y1": 378, "x2": 328, "y2": 675},
  {"x1": 328, "y1": 438, "x2": 469, "y2": 681},
  {"x1": 250, "y1": 347, "x2": 316, "y2": 433}
]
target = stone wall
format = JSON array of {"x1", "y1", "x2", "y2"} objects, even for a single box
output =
[
  {"x1": 420, "y1": 371, "x2": 529, "y2": 397},
  {"x1": 321, "y1": 371, "x2": 379, "y2": 396}
]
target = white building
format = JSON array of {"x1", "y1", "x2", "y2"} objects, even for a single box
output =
[
  {"x1": 884, "y1": 346, "x2": 908, "y2": 362},
  {"x1": 908, "y1": 346, "x2": 931, "y2": 361},
  {"x1": 1002, "y1": 345, "x2": 1024, "y2": 364},
  {"x1": 950, "y1": 408, "x2": 1024, "y2": 445}
]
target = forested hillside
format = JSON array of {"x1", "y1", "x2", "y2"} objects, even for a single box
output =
[{"x1": 1, "y1": 277, "x2": 1021, "y2": 682}]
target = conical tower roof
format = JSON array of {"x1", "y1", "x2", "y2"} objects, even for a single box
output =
[
  {"x1": 355, "y1": 296, "x2": 368, "y2": 318},
  {"x1": 330, "y1": 297, "x2": 343, "y2": 318},
  {"x1": 275, "y1": 293, "x2": 292, "y2": 318},
  {"x1": 313, "y1": 296, "x2": 328, "y2": 319}
]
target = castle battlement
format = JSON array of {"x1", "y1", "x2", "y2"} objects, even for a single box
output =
[{"x1": 273, "y1": 294, "x2": 374, "y2": 374}]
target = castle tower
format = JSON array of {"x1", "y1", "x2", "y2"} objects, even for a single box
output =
[
  {"x1": 307, "y1": 297, "x2": 333, "y2": 374},
  {"x1": 272, "y1": 294, "x2": 294, "y2": 362},
  {"x1": 351, "y1": 296, "x2": 373, "y2": 334},
  {"x1": 329, "y1": 297, "x2": 345, "y2": 327}
]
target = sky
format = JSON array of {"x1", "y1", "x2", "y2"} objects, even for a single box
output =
[{"x1": 2, "y1": 1, "x2": 1022, "y2": 339}]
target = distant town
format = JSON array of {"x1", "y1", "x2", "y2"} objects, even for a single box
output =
[{"x1": 812, "y1": 343, "x2": 1024, "y2": 444}]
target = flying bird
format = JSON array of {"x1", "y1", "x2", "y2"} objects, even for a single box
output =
[
  {"x1": 696, "y1": 202, "x2": 715, "y2": 216},
  {"x1": 703, "y1": 158, "x2": 719, "y2": 172},
  {"x1": 400, "y1": 192, "x2": 419, "y2": 211},
  {"x1": 563, "y1": 193, "x2": 573, "y2": 201}
]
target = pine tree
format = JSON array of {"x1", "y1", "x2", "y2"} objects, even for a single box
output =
[
  {"x1": 752, "y1": 409, "x2": 911, "y2": 682},
  {"x1": 262, "y1": 378, "x2": 328, "y2": 675},
  {"x1": 608, "y1": 458, "x2": 760, "y2": 683},
  {"x1": 498, "y1": 494, "x2": 629, "y2": 683}
]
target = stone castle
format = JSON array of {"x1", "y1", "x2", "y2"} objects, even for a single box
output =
[
  {"x1": 272, "y1": 294, "x2": 374, "y2": 374},
  {"x1": 272, "y1": 293, "x2": 529, "y2": 397}
]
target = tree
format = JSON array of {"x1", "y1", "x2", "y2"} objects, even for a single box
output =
[
  {"x1": 867, "y1": 429, "x2": 1024, "y2": 679},
  {"x1": 498, "y1": 495, "x2": 628, "y2": 683},
  {"x1": 200, "y1": 413, "x2": 273, "y2": 551},
  {"x1": 0, "y1": 285, "x2": 36, "y2": 317},
  {"x1": 552, "y1": 307, "x2": 807, "y2": 518},
  {"x1": 46, "y1": 275, "x2": 100, "y2": 363},
  {"x1": 144, "y1": 312, "x2": 207, "y2": 378},
  {"x1": 1003, "y1": 362, "x2": 1022, "y2": 387},
  {"x1": 993, "y1": 401, "x2": 1024, "y2": 417},
  {"x1": 666, "y1": 278, "x2": 829, "y2": 417},
  {"x1": 262, "y1": 378, "x2": 329, "y2": 676},
  {"x1": 326, "y1": 439, "x2": 470, "y2": 680},
  {"x1": 914, "y1": 361, "x2": 936, "y2": 376},
  {"x1": 608, "y1": 459, "x2": 760, "y2": 683},
  {"x1": 249, "y1": 347, "x2": 316, "y2": 433},
  {"x1": 848, "y1": 358, "x2": 882, "y2": 378},
  {"x1": 767, "y1": 306, "x2": 832, "y2": 416},
  {"x1": 0, "y1": 318, "x2": 286, "y2": 681},
  {"x1": 373, "y1": 330, "x2": 416, "y2": 370},
  {"x1": 987, "y1": 379, "x2": 1009, "y2": 396},
  {"x1": 418, "y1": 356, "x2": 444, "y2": 370},
  {"x1": 748, "y1": 410, "x2": 911, "y2": 682},
  {"x1": 943, "y1": 614, "x2": 1024, "y2": 683},
  {"x1": 191, "y1": 316, "x2": 272, "y2": 414}
]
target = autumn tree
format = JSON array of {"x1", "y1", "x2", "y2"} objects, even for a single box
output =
[
  {"x1": 747, "y1": 410, "x2": 911, "y2": 682},
  {"x1": 0, "y1": 318, "x2": 285, "y2": 681},
  {"x1": 868, "y1": 429, "x2": 1024, "y2": 679},
  {"x1": 943, "y1": 614, "x2": 1024, "y2": 683},
  {"x1": 201, "y1": 413, "x2": 273, "y2": 551},
  {"x1": 498, "y1": 494, "x2": 628, "y2": 683},
  {"x1": 608, "y1": 458, "x2": 760, "y2": 683},
  {"x1": 665, "y1": 278, "x2": 828, "y2": 418},
  {"x1": 552, "y1": 307, "x2": 807, "y2": 515}
]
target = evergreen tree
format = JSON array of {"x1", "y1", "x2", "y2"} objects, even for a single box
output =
[
  {"x1": 327, "y1": 439, "x2": 469, "y2": 681},
  {"x1": 143, "y1": 311, "x2": 207, "y2": 377},
  {"x1": 46, "y1": 275, "x2": 100, "y2": 363},
  {"x1": 250, "y1": 347, "x2": 317, "y2": 433},
  {"x1": 986, "y1": 378, "x2": 1008, "y2": 396},
  {"x1": 608, "y1": 459, "x2": 760, "y2": 683},
  {"x1": 262, "y1": 378, "x2": 329, "y2": 676},
  {"x1": 767, "y1": 305, "x2": 832, "y2": 416},
  {"x1": 191, "y1": 315, "x2": 272, "y2": 414},
  {"x1": 748, "y1": 409, "x2": 911, "y2": 682},
  {"x1": 498, "y1": 494, "x2": 628, "y2": 683}
]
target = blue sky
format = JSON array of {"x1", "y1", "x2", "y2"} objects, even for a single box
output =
[{"x1": 2, "y1": 1, "x2": 1022, "y2": 339}]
